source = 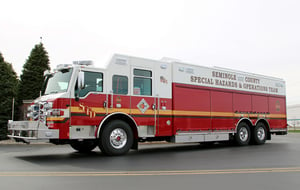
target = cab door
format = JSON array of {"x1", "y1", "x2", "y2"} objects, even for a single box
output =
[{"x1": 70, "y1": 70, "x2": 106, "y2": 139}]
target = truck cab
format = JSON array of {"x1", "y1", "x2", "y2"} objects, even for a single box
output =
[{"x1": 8, "y1": 54, "x2": 173, "y2": 155}]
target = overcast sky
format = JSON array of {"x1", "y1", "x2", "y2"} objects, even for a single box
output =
[{"x1": 1, "y1": 0, "x2": 299, "y2": 105}]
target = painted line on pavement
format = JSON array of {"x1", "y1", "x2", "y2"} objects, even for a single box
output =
[{"x1": 1, "y1": 167, "x2": 300, "y2": 177}]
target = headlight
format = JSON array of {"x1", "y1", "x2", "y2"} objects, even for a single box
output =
[
  {"x1": 27, "y1": 101, "x2": 53, "y2": 121},
  {"x1": 28, "y1": 104, "x2": 39, "y2": 112},
  {"x1": 43, "y1": 102, "x2": 53, "y2": 110}
]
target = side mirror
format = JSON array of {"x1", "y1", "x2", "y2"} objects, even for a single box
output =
[
  {"x1": 78, "y1": 71, "x2": 85, "y2": 89},
  {"x1": 75, "y1": 71, "x2": 85, "y2": 102}
]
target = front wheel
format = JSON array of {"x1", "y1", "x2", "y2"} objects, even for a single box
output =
[
  {"x1": 252, "y1": 123, "x2": 267, "y2": 145},
  {"x1": 99, "y1": 120, "x2": 133, "y2": 156},
  {"x1": 235, "y1": 122, "x2": 251, "y2": 146}
]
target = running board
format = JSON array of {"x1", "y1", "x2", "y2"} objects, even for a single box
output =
[{"x1": 171, "y1": 132, "x2": 229, "y2": 143}]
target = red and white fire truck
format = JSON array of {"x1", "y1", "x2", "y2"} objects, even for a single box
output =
[{"x1": 8, "y1": 54, "x2": 287, "y2": 155}]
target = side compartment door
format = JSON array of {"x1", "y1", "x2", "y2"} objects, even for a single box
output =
[
  {"x1": 154, "y1": 62, "x2": 173, "y2": 136},
  {"x1": 131, "y1": 67, "x2": 157, "y2": 137}
]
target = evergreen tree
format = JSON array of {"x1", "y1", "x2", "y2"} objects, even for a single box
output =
[
  {"x1": 0, "y1": 53, "x2": 19, "y2": 140},
  {"x1": 18, "y1": 43, "x2": 50, "y2": 101}
]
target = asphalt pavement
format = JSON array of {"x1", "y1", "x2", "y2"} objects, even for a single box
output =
[{"x1": 1, "y1": 133, "x2": 300, "y2": 190}]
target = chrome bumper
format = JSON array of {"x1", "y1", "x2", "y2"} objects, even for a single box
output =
[{"x1": 7, "y1": 121, "x2": 59, "y2": 143}]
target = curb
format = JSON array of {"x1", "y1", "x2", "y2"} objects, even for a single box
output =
[
  {"x1": 0, "y1": 139, "x2": 24, "y2": 145},
  {"x1": 0, "y1": 139, "x2": 48, "y2": 145},
  {"x1": 0, "y1": 139, "x2": 169, "y2": 145}
]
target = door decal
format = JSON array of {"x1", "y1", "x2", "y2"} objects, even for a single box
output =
[
  {"x1": 137, "y1": 99, "x2": 150, "y2": 114},
  {"x1": 79, "y1": 103, "x2": 96, "y2": 118}
]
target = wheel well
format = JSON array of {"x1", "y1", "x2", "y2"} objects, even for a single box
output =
[
  {"x1": 236, "y1": 118, "x2": 271, "y2": 140},
  {"x1": 256, "y1": 119, "x2": 271, "y2": 140},
  {"x1": 98, "y1": 113, "x2": 139, "y2": 149},
  {"x1": 236, "y1": 118, "x2": 253, "y2": 131}
]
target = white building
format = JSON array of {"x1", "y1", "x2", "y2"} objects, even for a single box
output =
[{"x1": 287, "y1": 104, "x2": 300, "y2": 128}]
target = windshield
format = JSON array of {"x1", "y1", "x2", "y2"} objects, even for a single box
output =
[{"x1": 43, "y1": 68, "x2": 73, "y2": 95}]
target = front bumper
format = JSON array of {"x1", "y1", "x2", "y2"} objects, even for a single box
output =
[{"x1": 7, "y1": 121, "x2": 59, "y2": 143}]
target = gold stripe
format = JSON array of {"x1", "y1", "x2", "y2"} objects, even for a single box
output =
[
  {"x1": 234, "y1": 113, "x2": 286, "y2": 119},
  {"x1": 70, "y1": 106, "x2": 286, "y2": 119},
  {"x1": 70, "y1": 107, "x2": 84, "y2": 113},
  {"x1": 158, "y1": 110, "x2": 173, "y2": 115},
  {"x1": 92, "y1": 107, "x2": 106, "y2": 112},
  {"x1": 267, "y1": 114, "x2": 287, "y2": 119},
  {"x1": 211, "y1": 112, "x2": 234, "y2": 117},
  {"x1": 71, "y1": 106, "x2": 106, "y2": 114},
  {"x1": 130, "y1": 109, "x2": 155, "y2": 115},
  {"x1": 172, "y1": 110, "x2": 211, "y2": 116},
  {"x1": 46, "y1": 117, "x2": 65, "y2": 121},
  {"x1": 108, "y1": 108, "x2": 130, "y2": 114}
]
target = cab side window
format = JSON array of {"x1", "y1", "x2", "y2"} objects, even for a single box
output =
[
  {"x1": 79, "y1": 71, "x2": 103, "y2": 97},
  {"x1": 133, "y1": 69, "x2": 152, "y2": 96},
  {"x1": 113, "y1": 75, "x2": 128, "y2": 95}
]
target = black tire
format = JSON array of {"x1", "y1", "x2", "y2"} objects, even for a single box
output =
[
  {"x1": 235, "y1": 122, "x2": 251, "y2": 146},
  {"x1": 252, "y1": 123, "x2": 267, "y2": 145},
  {"x1": 70, "y1": 140, "x2": 98, "y2": 153},
  {"x1": 99, "y1": 120, "x2": 133, "y2": 156}
]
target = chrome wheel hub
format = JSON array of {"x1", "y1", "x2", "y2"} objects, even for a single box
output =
[
  {"x1": 257, "y1": 127, "x2": 266, "y2": 141},
  {"x1": 239, "y1": 127, "x2": 249, "y2": 142},
  {"x1": 110, "y1": 128, "x2": 127, "y2": 149}
]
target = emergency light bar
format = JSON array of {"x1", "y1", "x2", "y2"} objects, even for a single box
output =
[
  {"x1": 73, "y1": 60, "x2": 93, "y2": 66},
  {"x1": 56, "y1": 64, "x2": 72, "y2": 69}
]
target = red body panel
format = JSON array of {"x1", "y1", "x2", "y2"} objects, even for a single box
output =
[
  {"x1": 252, "y1": 95, "x2": 268, "y2": 113},
  {"x1": 211, "y1": 91, "x2": 234, "y2": 131},
  {"x1": 172, "y1": 83, "x2": 286, "y2": 133},
  {"x1": 173, "y1": 84, "x2": 211, "y2": 132},
  {"x1": 51, "y1": 82, "x2": 286, "y2": 140},
  {"x1": 71, "y1": 94, "x2": 106, "y2": 126},
  {"x1": 233, "y1": 93, "x2": 252, "y2": 113},
  {"x1": 47, "y1": 98, "x2": 71, "y2": 139}
]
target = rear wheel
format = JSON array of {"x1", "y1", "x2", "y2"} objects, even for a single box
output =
[
  {"x1": 235, "y1": 122, "x2": 251, "y2": 146},
  {"x1": 70, "y1": 140, "x2": 98, "y2": 153},
  {"x1": 99, "y1": 120, "x2": 133, "y2": 156},
  {"x1": 252, "y1": 123, "x2": 267, "y2": 145}
]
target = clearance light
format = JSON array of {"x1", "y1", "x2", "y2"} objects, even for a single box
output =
[{"x1": 47, "y1": 109, "x2": 64, "y2": 117}]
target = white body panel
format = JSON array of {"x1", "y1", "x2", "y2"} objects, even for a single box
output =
[
  {"x1": 172, "y1": 62, "x2": 286, "y2": 96},
  {"x1": 106, "y1": 54, "x2": 285, "y2": 97},
  {"x1": 106, "y1": 54, "x2": 173, "y2": 99}
]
